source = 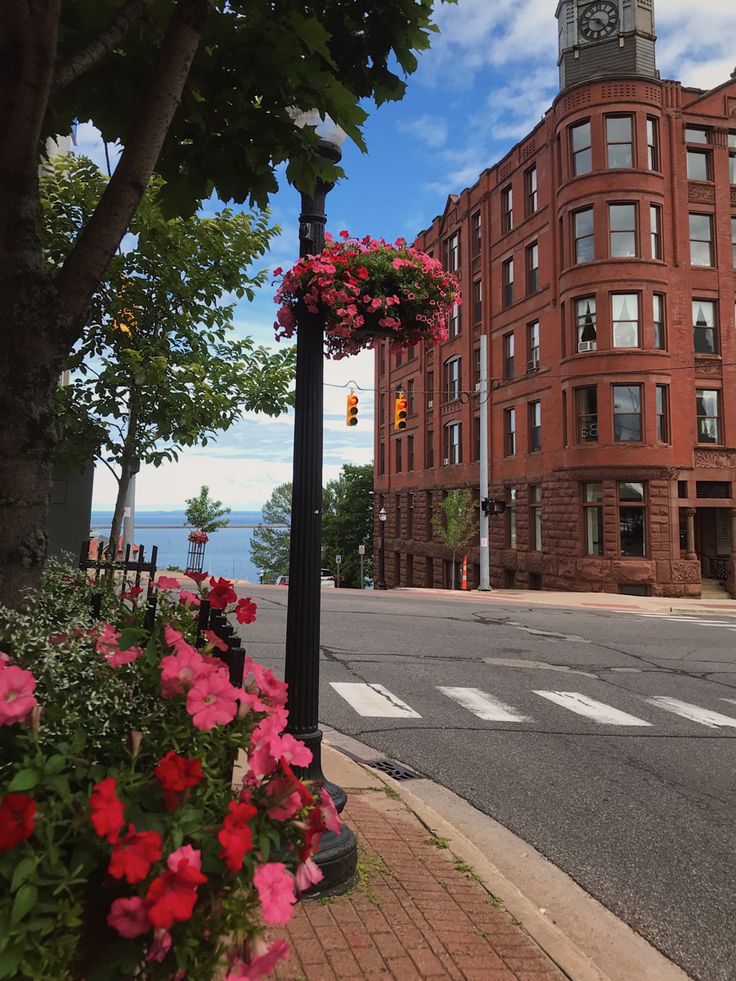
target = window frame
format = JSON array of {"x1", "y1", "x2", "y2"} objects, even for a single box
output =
[
  {"x1": 571, "y1": 120, "x2": 592, "y2": 176},
  {"x1": 472, "y1": 279, "x2": 483, "y2": 326},
  {"x1": 611, "y1": 292, "x2": 640, "y2": 349},
  {"x1": 445, "y1": 231, "x2": 461, "y2": 272},
  {"x1": 528, "y1": 400, "x2": 541, "y2": 453},
  {"x1": 696, "y1": 389, "x2": 721, "y2": 444},
  {"x1": 502, "y1": 256, "x2": 514, "y2": 307},
  {"x1": 583, "y1": 482, "x2": 604, "y2": 556},
  {"x1": 444, "y1": 420, "x2": 462, "y2": 465},
  {"x1": 573, "y1": 207, "x2": 594, "y2": 264},
  {"x1": 526, "y1": 240, "x2": 539, "y2": 294},
  {"x1": 395, "y1": 437, "x2": 403, "y2": 473},
  {"x1": 618, "y1": 481, "x2": 647, "y2": 558},
  {"x1": 689, "y1": 212, "x2": 715, "y2": 267},
  {"x1": 575, "y1": 296, "x2": 597, "y2": 352},
  {"x1": 612, "y1": 383, "x2": 643, "y2": 442},
  {"x1": 530, "y1": 485, "x2": 542, "y2": 551},
  {"x1": 503, "y1": 407, "x2": 516, "y2": 457},
  {"x1": 609, "y1": 202, "x2": 638, "y2": 258},
  {"x1": 606, "y1": 114, "x2": 634, "y2": 169},
  {"x1": 503, "y1": 332, "x2": 515, "y2": 381},
  {"x1": 448, "y1": 302, "x2": 460, "y2": 338},
  {"x1": 650, "y1": 204, "x2": 662, "y2": 260},
  {"x1": 646, "y1": 117, "x2": 659, "y2": 171},
  {"x1": 653, "y1": 293, "x2": 666, "y2": 350},
  {"x1": 656, "y1": 384, "x2": 670, "y2": 443},
  {"x1": 527, "y1": 320, "x2": 540, "y2": 367},
  {"x1": 575, "y1": 385, "x2": 598, "y2": 443},
  {"x1": 471, "y1": 210, "x2": 482, "y2": 258},
  {"x1": 692, "y1": 299, "x2": 718, "y2": 355},
  {"x1": 443, "y1": 356, "x2": 461, "y2": 403},
  {"x1": 525, "y1": 164, "x2": 538, "y2": 216},
  {"x1": 501, "y1": 186, "x2": 513, "y2": 234}
]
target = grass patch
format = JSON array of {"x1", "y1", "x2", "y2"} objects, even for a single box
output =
[{"x1": 426, "y1": 835, "x2": 449, "y2": 849}]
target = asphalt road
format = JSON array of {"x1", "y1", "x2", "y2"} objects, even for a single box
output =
[{"x1": 240, "y1": 586, "x2": 736, "y2": 981}]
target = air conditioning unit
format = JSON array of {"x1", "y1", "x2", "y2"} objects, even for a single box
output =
[
  {"x1": 578, "y1": 341, "x2": 596, "y2": 353},
  {"x1": 427, "y1": 399, "x2": 433, "y2": 408},
  {"x1": 526, "y1": 359, "x2": 539, "y2": 373},
  {"x1": 443, "y1": 458, "x2": 450, "y2": 466}
]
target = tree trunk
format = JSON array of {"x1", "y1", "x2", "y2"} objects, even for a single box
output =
[{"x1": 0, "y1": 285, "x2": 65, "y2": 608}]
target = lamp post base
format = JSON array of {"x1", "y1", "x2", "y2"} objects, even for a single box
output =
[{"x1": 305, "y1": 825, "x2": 359, "y2": 897}]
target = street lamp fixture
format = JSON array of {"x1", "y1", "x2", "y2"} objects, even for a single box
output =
[
  {"x1": 481, "y1": 498, "x2": 506, "y2": 517},
  {"x1": 283, "y1": 110, "x2": 357, "y2": 892},
  {"x1": 375, "y1": 506, "x2": 388, "y2": 590}
]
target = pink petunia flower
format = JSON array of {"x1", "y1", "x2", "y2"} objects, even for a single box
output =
[
  {"x1": 224, "y1": 940, "x2": 290, "y2": 981},
  {"x1": 156, "y1": 576, "x2": 181, "y2": 590},
  {"x1": 0, "y1": 666, "x2": 38, "y2": 726},
  {"x1": 178, "y1": 590, "x2": 200, "y2": 608},
  {"x1": 186, "y1": 671, "x2": 239, "y2": 730},
  {"x1": 320, "y1": 787, "x2": 342, "y2": 833},
  {"x1": 167, "y1": 845, "x2": 202, "y2": 873},
  {"x1": 253, "y1": 863, "x2": 296, "y2": 925},
  {"x1": 146, "y1": 929, "x2": 172, "y2": 963},
  {"x1": 295, "y1": 858, "x2": 324, "y2": 892},
  {"x1": 160, "y1": 646, "x2": 207, "y2": 698},
  {"x1": 107, "y1": 896, "x2": 151, "y2": 938}
]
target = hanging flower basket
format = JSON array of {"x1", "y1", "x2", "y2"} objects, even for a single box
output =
[
  {"x1": 186, "y1": 531, "x2": 208, "y2": 573},
  {"x1": 187, "y1": 530, "x2": 209, "y2": 545},
  {"x1": 273, "y1": 232, "x2": 461, "y2": 359}
]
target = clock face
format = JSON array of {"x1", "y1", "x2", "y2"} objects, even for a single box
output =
[{"x1": 579, "y1": 1, "x2": 620, "y2": 41}]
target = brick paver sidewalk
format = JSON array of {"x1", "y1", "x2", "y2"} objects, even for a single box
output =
[{"x1": 273, "y1": 789, "x2": 566, "y2": 981}]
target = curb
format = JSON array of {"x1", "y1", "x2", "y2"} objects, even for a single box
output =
[{"x1": 322, "y1": 730, "x2": 691, "y2": 981}]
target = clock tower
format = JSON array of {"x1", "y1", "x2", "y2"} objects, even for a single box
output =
[{"x1": 556, "y1": 0, "x2": 657, "y2": 91}]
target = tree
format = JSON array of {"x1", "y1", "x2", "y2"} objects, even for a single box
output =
[
  {"x1": 322, "y1": 464, "x2": 374, "y2": 587},
  {"x1": 432, "y1": 489, "x2": 477, "y2": 590},
  {"x1": 0, "y1": 0, "x2": 453, "y2": 607},
  {"x1": 184, "y1": 486, "x2": 230, "y2": 535},
  {"x1": 47, "y1": 154, "x2": 295, "y2": 552},
  {"x1": 249, "y1": 483, "x2": 292, "y2": 584}
]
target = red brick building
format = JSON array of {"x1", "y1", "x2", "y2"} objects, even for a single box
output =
[{"x1": 374, "y1": 0, "x2": 736, "y2": 598}]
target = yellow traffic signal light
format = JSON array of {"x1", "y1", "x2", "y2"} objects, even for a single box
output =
[
  {"x1": 346, "y1": 391, "x2": 359, "y2": 426},
  {"x1": 394, "y1": 392, "x2": 407, "y2": 430}
]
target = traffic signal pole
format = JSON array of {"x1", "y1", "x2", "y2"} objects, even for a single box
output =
[{"x1": 479, "y1": 333, "x2": 491, "y2": 591}]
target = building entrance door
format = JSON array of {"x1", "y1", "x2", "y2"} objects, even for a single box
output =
[{"x1": 696, "y1": 508, "x2": 731, "y2": 583}]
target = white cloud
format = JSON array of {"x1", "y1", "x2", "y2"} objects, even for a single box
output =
[{"x1": 397, "y1": 114, "x2": 449, "y2": 148}]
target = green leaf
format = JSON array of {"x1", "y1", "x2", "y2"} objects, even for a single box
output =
[
  {"x1": 10, "y1": 858, "x2": 36, "y2": 893},
  {"x1": 44, "y1": 754, "x2": 67, "y2": 775},
  {"x1": 0, "y1": 947, "x2": 22, "y2": 979},
  {"x1": 10, "y1": 884, "x2": 38, "y2": 926},
  {"x1": 7, "y1": 769, "x2": 38, "y2": 792}
]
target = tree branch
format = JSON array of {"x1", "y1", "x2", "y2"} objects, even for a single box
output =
[
  {"x1": 54, "y1": 0, "x2": 211, "y2": 345},
  {"x1": 53, "y1": 0, "x2": 153, "y2": 91}
]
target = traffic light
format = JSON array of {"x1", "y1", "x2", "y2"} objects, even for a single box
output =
[
  {"x1": 394, "y1": 391, "x2": 408, "y2": 430},
  {"x1": 346, "y1": 391, "x2": 359, "y2": 426}
]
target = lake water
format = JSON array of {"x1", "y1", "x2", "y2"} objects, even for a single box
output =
[{"x1": 90, "y1": 510, "x2": 275, "y2": 583}]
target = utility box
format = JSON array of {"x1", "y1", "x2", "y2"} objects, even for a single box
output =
[{"x1": 47, "y1": 461, "x2": 95, "y2": 561}]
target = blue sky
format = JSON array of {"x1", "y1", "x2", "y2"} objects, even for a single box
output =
[{"x1": 87, "y1": 0, "x2": 736, "y2": 512}]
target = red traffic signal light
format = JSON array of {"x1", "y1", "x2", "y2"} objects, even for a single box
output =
[
  {"x1": 346, "y1": 392, "x2": 359, "y2": 426},
  {"x1": 394, "y1": 393, "x2": 408, "y2": 430}
]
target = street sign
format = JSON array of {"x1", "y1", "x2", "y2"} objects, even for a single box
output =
[
  {"x1": 358, "y1": 545, "x2": 365, "y2": 555},
  {"x1": 480, "y1": 537, "x2": 488, "y2": 547},
  {"x1": 336, "y1": 554, "x2": 342, "y2": 564}
]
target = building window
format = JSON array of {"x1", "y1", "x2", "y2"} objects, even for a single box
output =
[
  {"x1": 426, "y1": 370, "x2": 435, "y2": 410},
  {"x1": 606, "y1": 115, "x2": 633, "y2": 168},
  {"x1": 448, "y1": 302, "x2": 460, "y2": 338},
  {"x1": 685, "y1": 126, "x2": 709, "y2": 144},
  {"x1": 687, "y1": 148, "x2": 711, "y2": 181},
  {"x1": 525, "y1": 165, "x2": 538, "y2": 215},
  {"x1": 395, "y1": 438, "x2": 402, "y2": 473},
  {"x1": 573, "y1": 208, "x2": 594, "y2": 263},
  {"x1": 473, "y1": 346, "x2": 481, "y2": 386},
  {"x1": 576, "y1": 296, "x2": 597, "y2": 351},
  {"x1": 732, "y1": 217, "x2": 736, "y2": 266},
  {"x1": 443, "y1": 357, "x2": 461, "y2": 402},
  {"x1": 571, "y1": 120, "x2": 592, "y2": 175},
  {"x1": 526, "y1": 241, "x2": 539, "y2": 293},
  {"x1": 396, "y1": 349, "x2": 402, "y2": 368},
  {"x1": 609, "y1": 203, "x2": 637, "y2": 257},
  {"x1": 473, "y1": 279, "x2": 482, "y2": 325},
  {"x1": 426, "y1": 429, "x2": 434, "y2": 468},
  {"x1": 408, "y1": 434, "x2": 415, "y2": 472},
  {"x1": 729, "y1": 133, "x2": 736, "y2": 183},
  {"x1": 502, "y1": 257, "x2": 514, "y2": 307},
  {"x1": 650, "y1": 204, "x2": 662, "y2": 259},
  {"x1": 530, "y1": 486, "x2": 542, "y2": 551},
  {"x1": 696, "y1": 389, "x2": 721, "y2": 444},
  {"x1": 407, "y1": 377, "x2": 415, "y2": 414},
  {"x1": 444, "y1": 421, "x2": 461, "y2": 465},
  {"x1": 646, "y1": 117, "x2": 659, "y2": 171},
  {"x1": 503, "y1": 332, "x2": 515, "y2": 380},
  {"x1": 653, "y1": 293, "x2": 666, "y2": 350},
  {"x1": 407, "y1": 493, "x2": 414, "y2": 538},
  {"x1": 407, "y1": 343, "x2": 415, "y2": 361},
  {"x1": 504, "y1": 407, "x2": 516, "y2": 456},
  {"x1": 583, "y1": 483, "x2": 604, "y2": 556},
  {"x1": 576, "y1": 386, "x2": 598, "y2": 442},
  {"x1": 613, "y1": 384, "x2": 643, "y2": 441},
  {"x1": 501, "y1": 186, "x2": 513, "y2": 233},
  {"x1": 528, "y1": 320, "x2": 540, "y2": 368},
  {"x1": 656, "y1": 385, "x2": 670, "y2": 443},
  {"x1": 690, "y1": 213, "x2": 714, "y2": 266},
  {"x1": 471, "y1": 210, "x2": 482, "y2": 258},
  {"x1": 473, "y1": 415, "x2": 481, "y2": 461},
  {"x1": 612, "y1": 293, "x2": 640, "y2": 348},
  {"x1": 619, "y1": 482, "x2": 646, "y2": 557},
  {"x1": 528, "y1": 400, "x2": 541, "y2": 452},
  {"x1": 378, "y1": 441, "x2": 385, "y2": 475},
  {"x1": 445, "y1": 231, "x2": 460, "y2": 272},
  {"x1": 693, "y1": 299, "x2": 717, "y2": 354},
  {"x1": 507, "y1": 487, "x2": 517, "y2": 548}
]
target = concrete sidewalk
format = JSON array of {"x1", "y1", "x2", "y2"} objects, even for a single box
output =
[{"x1": 272, "y1": 741, "x2": 689, "y2": 981}]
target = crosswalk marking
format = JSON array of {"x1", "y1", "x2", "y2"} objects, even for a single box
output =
[
  {"x1": 438, "y1": 687, "x2": 529, "y2": 722},
  {"x1": 329, "y1": 682, "x2": 421, "y2": 718},
  {"x1": 533, "y1": 691, "x2": 652, "y2": 726},
  {"x1": 637, "y1": 614, "x2": 736, "y2": 626},
  {"x1": 646, "y1": 697, "x2": 736, "y2": 729}
]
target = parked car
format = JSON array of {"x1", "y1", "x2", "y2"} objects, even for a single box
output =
[
  {"x1": 321, "y1": 568, "x2": 335, "y2": 588},
  {"x1": 275, "y1": 575, "x2": 289, "y2": 586}
]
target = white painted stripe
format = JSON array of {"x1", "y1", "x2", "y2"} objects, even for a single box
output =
[
  {"x1": 534, "y1": 691, "x2": 652, "y2": 726},
  {"x1": 647, "y1": 697, "x2": 736, "y2": 729},
  {"x1": 721, "y1": 699, "x2": 736, "y2": 708},
  {"x1": 638, "y1": 615, "x2": 736, "y2": 625},
  {"x1": 438, "y1": 687, "x2": 528, "y2": 722},
  {"x1": 329, "y1": 682, "x2": 421, "y2": 718}
]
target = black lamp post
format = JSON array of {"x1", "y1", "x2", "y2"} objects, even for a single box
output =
[
  {"x1": 283, "y1": 111, "x2": 357, "y2": 892},
  {"x1": 375, "y1": 506, "x2": 388, "y2": 590}
]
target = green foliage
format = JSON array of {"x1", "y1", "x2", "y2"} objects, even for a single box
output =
[
  {"x1": 322, "y1": 464, "x2": 374, "y2": 587},
  {"x1": 45, "y1": 1, "x2": 456, "y2": 216},
  {"x1": 432, "y1": 489, "x2": 477, "y2": 588},
  {"x1": 249, "y1": 484, "x2": 292, "y2": 583},
  {"x1": 184, "y1": 486, "x2": 231, "y2": 535}
]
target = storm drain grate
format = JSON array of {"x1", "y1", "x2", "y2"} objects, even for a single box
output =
[{"x1": 368, "y1": 759, "x2": 423, "y2": 781}]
